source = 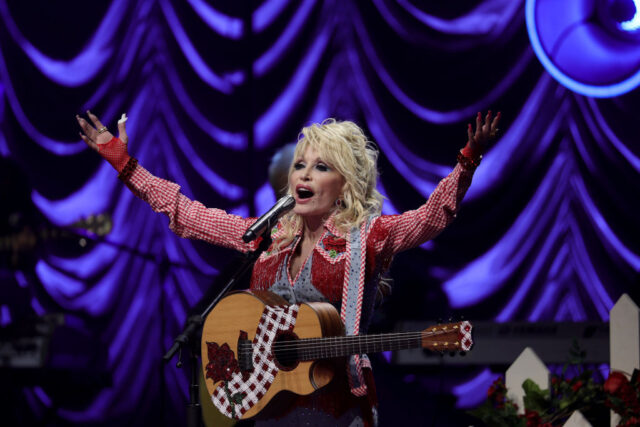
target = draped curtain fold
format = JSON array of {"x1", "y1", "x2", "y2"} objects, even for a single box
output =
[{"x1": 0, "y1": 0, "x2": 637, "y2": 424}]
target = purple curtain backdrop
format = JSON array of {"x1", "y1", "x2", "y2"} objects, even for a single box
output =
[{"x1": 1, "y1": 0, "x2": 638, "y2": 425}]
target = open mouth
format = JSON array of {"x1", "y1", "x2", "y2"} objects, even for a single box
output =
[{"x1": 296, "y1": 187, "x2": 314, "y2": 199}]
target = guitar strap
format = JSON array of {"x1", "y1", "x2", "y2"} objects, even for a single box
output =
[{"x1": 340, "y1": 218, "x2": 372, "y2": 397}]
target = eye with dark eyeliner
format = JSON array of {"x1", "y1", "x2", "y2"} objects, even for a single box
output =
[
  {"x1": 315, "y1": 163, "x2": 329, "y2": 171},
  {"x1": 293, "y1": 162, "x2": 305, "y2": 170}
]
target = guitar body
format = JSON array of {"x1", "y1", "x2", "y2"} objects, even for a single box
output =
[
  {"x1": 201, "y1": 290, "x2": 472, "y2": 420},
  {"x1": 200, "y1": 290, "x2": 344, "y2": 419}
]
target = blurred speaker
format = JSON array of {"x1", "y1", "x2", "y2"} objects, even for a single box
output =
[{"x1": 526, "y1": 0, "x2": 640, "y2": 97}]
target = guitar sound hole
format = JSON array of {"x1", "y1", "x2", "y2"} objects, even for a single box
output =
[{"x1": 272, "y1": 331, "x2": 299, "y2": 371}]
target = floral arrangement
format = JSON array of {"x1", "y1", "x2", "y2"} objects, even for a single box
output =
[
  {"x1": 468, "y1": 342, "x2": 640, "y2": 426},
  {"x1": 605, "y1": 371, "x2": 640, "y2": 426}
]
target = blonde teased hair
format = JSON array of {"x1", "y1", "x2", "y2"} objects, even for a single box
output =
[{"x1": 274, "y1": 119, "x2": 383, "y2": 250}]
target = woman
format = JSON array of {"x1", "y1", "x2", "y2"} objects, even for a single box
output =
[{"x1": 77, "y1": 111, "x2": 499, "y2": 426}]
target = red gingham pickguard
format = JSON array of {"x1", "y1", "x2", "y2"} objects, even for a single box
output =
[{"x1": 211, "y1": 304, "x2": 299, "y2": 419}]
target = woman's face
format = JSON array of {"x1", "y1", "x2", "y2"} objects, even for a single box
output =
[{"x1": 289, "y1": 145, "x2": 345, "y2": 222}]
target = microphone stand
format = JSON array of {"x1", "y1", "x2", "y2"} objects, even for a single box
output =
[{"x1": 162, "y1": 231, "x2": 274, "y2": 427}]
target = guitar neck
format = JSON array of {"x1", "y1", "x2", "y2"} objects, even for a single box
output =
[
  {"x1": 279, "y1": 323, "x2": 470, "y2": 362},
  {"x1": 295, "y1": 332, "x2": 423, "y2": 361}
]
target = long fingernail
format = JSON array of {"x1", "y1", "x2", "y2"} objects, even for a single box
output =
[{"x1": 87, "y1": 110, "x2": 91, "y2": 115}]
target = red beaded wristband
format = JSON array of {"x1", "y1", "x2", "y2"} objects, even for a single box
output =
[
  {"x1": 117, "y1": 157, "x2": 138, "y2": 181},
  {"x1": 457, "y1": 150, "x2": 482, "y2": 170}
]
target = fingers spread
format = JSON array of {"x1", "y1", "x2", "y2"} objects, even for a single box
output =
[
  {"x1": 86, "y1": 110, "x2": 105, "y2": 129},
  {"x1": 76, "y1": 115, "x2": 97, "y2": 140},
  {"x1": 482, "y1": 111, "x2": 492, "y2": 138},
  {"x1": 491, "y1": 111, "x2": 501, "y2": 130},
  {"x1": 466, "y1": 110, "x2": 502, "y2": 153},
  {"x1": 117, "y1": 113, "x2": 128, "y2": 144},
  {"x1": 79, "y1": 132, "x2": 98, "y2": 151},
  {"x1": 117, "y1": 123, "x2": 128, "y2": 144},
  {"x1": 77, "y1": 112, "x2": 114, "y2": 145},
  {"x1": 475, "y1": 112, "x2": 483, "y2": 140}
]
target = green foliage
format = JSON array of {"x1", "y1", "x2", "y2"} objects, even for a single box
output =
[
  {"x1": 522, "y1": 379, "x2": 547, "y2": 414},
  {"x1": 468, "y1": 342, "x2": 612, "y2": 426},
  {"x1": 468, "y1": 399, "x2": 525, "y2": 427}
]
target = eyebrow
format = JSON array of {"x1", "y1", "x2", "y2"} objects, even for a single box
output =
[{"x1": 294, "y1": 156, "x2": 326, "y2": 163}]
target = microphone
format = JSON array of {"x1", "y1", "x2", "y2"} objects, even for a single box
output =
[{"x1": 242, "y1": 195, "x2": 295, "y2": 243}]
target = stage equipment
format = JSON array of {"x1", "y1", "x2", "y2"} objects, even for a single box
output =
[
  {"x1": 242, "y1": 195, "x2": 295, "y2": 243},
  {"x1": 0, "y1": 313, "x2": 111, "y2": 387},
  {"x1": 526, "y1": 0, "x2": 640, "y2": 97}
]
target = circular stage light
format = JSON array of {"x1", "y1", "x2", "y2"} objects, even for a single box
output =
[
  {"x1": 599, "y1": 0, "x2": 640, "y2": 35},
  {"x1": 526, "y1": 0, "x2": 640, "y2": 97}
]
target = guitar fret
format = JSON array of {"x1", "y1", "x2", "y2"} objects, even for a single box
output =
[{"x1": 281, "y1": 328, "x2": 458, "y2": 362}]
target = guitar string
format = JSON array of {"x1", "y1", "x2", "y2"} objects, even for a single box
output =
[
  {"x1": 235, "y1": 340, "x2": 459, "y2": 362},
  {"x1": 235, "y1": 329, "x2": 463, "y2": 352},
  {"x1": 234, "y1": 329, "x2": 468, "y2": 358}
]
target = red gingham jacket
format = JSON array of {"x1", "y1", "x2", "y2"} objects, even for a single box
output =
[
  {"x1": 124, "y1": 162, "x2": 474, "y2": 308},
  {"x1": 123, "y1": 160, "x2": 474, "y2": 415},
  {"x1": 125, "y1": 162, "x2": 473, "y2": 281}
]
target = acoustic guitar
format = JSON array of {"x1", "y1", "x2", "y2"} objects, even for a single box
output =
[{"x1": 200, "y1": 290, "x2": 473, "y2": 420}]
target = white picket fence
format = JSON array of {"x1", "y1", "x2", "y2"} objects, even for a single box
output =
[{"x1": 504, "y1": 293, "x2": 639, "y2": 426}]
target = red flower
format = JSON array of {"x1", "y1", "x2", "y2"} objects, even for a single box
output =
[
  {"x1": 572, "y1": 380, "x2": 584, "y2": 392},
  {"x1": 605, "y1": 371, "x2": 629, "y2": 395},
  {"x1": 487, "y1": 385, "x2": 496, "y2": 398},
  {"x1": 487, "y1": 378, "x2": 508, "y2": 408},
  {"x1": 205, "y1": 342, "x2": 239, "y2": 383},
  {"x1": 322, "y1": 235, "x2": 346, "y2": 253},
  {"x1": 605, "y1": 371, "x2": 640, "y2": 417},
  {"x1": 623, "y1": 416, "x2": 640, "y2": 426},
  {"x1": 487, "y1": 378, "x2": 504, "y2": 398},
  {"x1": 524, "y1": 409, "x2": 541, "y2": 427}
]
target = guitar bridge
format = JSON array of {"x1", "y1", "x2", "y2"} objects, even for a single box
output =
[{"x1": 237, "y1": 330, "x2": 253, "y2": 372}]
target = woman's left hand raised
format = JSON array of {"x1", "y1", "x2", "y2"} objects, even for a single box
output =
[{"x1": 466, "y1": 110, "x2": 501, "y2": 156}]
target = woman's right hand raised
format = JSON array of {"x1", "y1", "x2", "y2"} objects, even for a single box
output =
[{"x1": 77, "y1": 111, "x2": 131, "y2": 173}]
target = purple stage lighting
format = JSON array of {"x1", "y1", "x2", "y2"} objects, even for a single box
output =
[{"x1": 526, "y1": 0, "x2": 640, "y2": 97}]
